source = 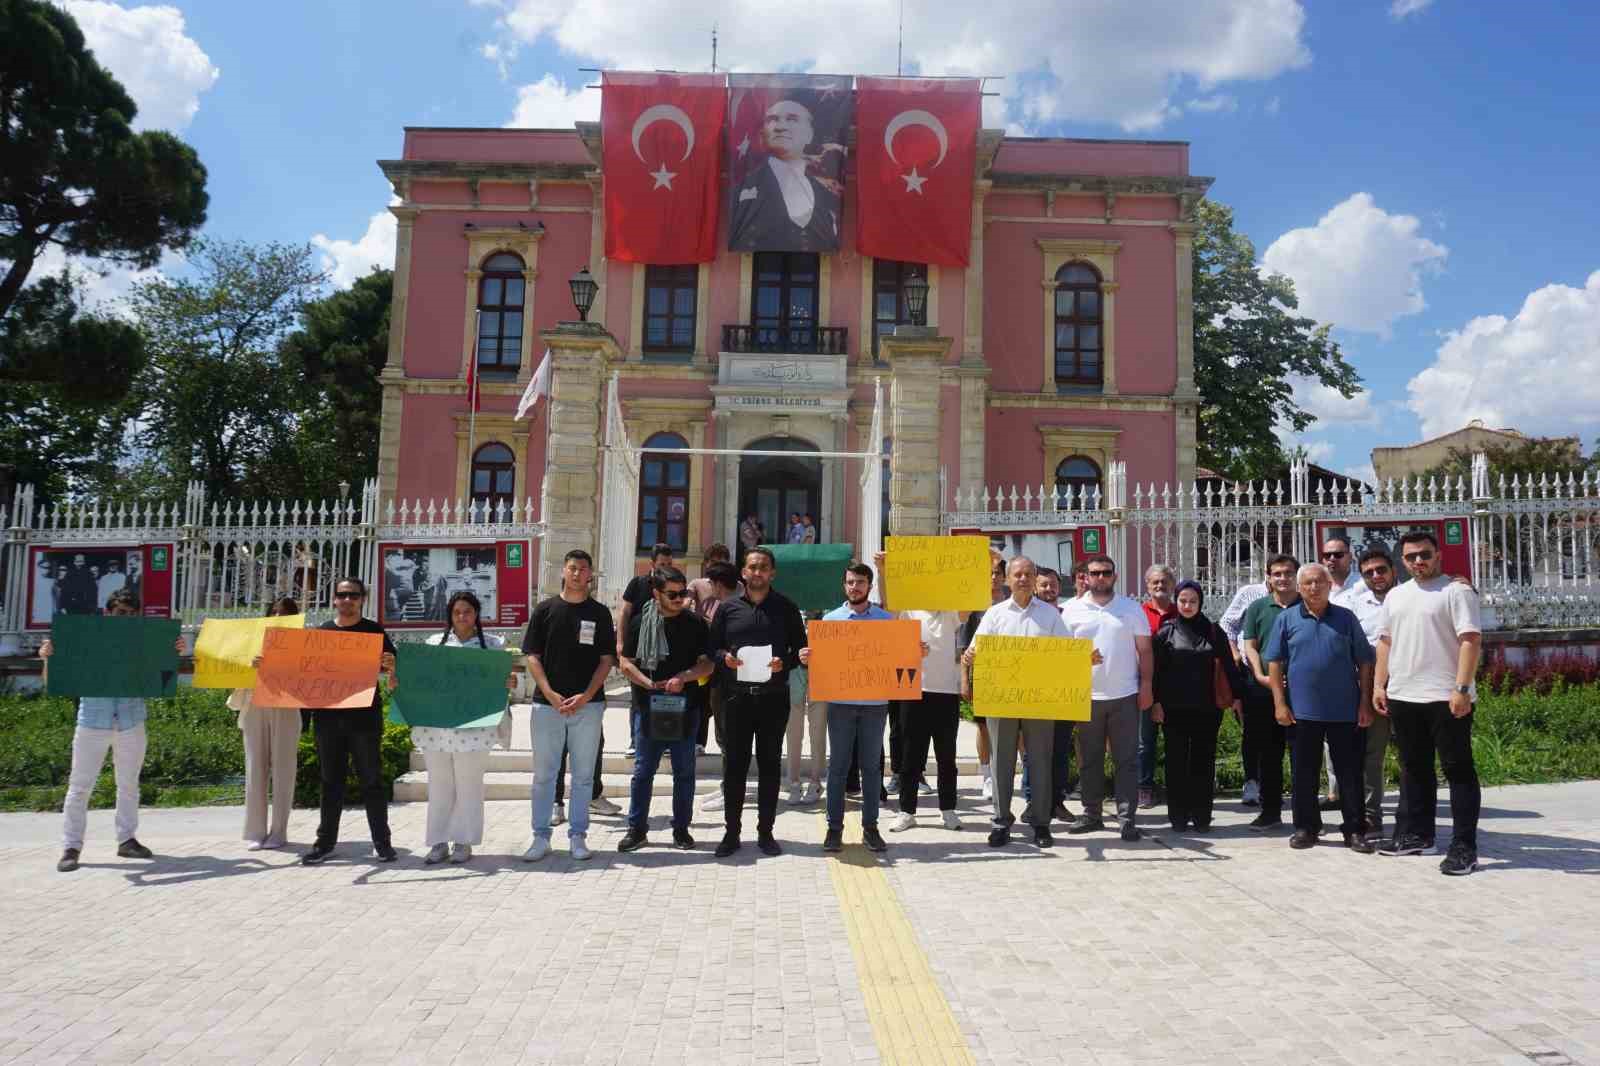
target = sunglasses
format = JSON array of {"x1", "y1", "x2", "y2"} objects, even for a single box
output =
[
  {"x1": 1402, "y1": 550, "x2": 1436, "y2": 563},
  {"x1": 1321, "y1": 550, "x2": 1348, "y2": 560},
  {"x1": 334, "y1": 590, "x2": 363, "y2": 600},
  {"x1": 1360, "y1": 566, "x2": 1391, "y2": 577},
  {"x1": 1087, "y1": 569, "x2": 1115, "y2": 578},
  {"x1": 661, "y1": 590, "x2": 688, "y2": 601}
]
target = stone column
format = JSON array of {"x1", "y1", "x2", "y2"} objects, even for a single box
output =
[
  {"x1": 538, "y1": 323, "x2": 622, "y2": 597},
  {"x1": 1171, "y1": 220, "x2": 1200, "y2": 489},
  {"x1": 881, "y1": 329, "x2": 954, "y2": 536},
  {"x1": 955, "y1": 360, "x2": 990, "y2": 497},
  {"x1": 375, "y1": 206, "x2": 419, "y2": 503}
]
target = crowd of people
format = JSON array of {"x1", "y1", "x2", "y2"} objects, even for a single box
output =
[{"x1": 39, "y1": 530, "x2": 1486, "y2": 877}]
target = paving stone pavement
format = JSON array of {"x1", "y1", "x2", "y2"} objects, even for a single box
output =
[{"x1": 1, "y1": 780, "x2": 1597, "y2": 1066}]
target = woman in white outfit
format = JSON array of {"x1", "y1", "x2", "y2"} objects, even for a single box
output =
[
  {"x1": 233, "y1": 596, "x2": 303, "y2": 850},
  {"x1": 405, "y1": 590, "x2": 514, "y2": 865}
]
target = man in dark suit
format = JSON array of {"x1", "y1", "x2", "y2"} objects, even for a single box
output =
[{"x1": 730, "y1": 99, "x2": 841, "y2": 252}]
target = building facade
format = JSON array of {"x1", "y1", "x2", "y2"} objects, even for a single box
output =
[{"x1": 375, "y1": 120, "x2": 1212, "y2": 581}]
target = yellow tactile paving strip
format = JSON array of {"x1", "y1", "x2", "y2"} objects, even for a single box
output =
[{"x1": 823, "y1": 817, "x2": 977, "y2": 1066}]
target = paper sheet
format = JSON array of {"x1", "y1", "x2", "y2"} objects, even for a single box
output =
[{"x1": 735, "y1": 645, "x2": 773, "y2": 683}]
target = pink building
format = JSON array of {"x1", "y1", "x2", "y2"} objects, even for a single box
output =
[{"x1": 375, "y1": 120, "x2": 1210, "y2": 577}]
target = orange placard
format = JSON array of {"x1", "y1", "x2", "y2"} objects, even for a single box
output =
[
  {"x1": 252, "y1": 626, "x2": 383, "y2": 709},
  {"x1": 806, "y1": 619, "x2": 923, "y2": 702}
]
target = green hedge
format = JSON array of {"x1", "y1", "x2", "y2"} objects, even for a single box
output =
[{"x1": 0, "y1": 687, "x2": 412, "y2": 813}]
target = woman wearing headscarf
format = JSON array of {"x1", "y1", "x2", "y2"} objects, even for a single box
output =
[
  {"x1": 231, "y1": 597, "x2": 302, "y2": 850},
  {"x1": 402, "y1": 590, "x2": 515, "y2": 864},
  {"x1": 1150, "y1": 579, "x2": 1244, "y2": 833}
]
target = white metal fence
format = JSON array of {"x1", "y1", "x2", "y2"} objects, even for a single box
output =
[{"x1": 945, "y1": 453, "x2": 1600, "y2": 630}]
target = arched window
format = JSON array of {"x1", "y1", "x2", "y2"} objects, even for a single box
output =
[
  {"x1": 1054, "y1": 261, "x2": 1102, "y2": 387},
  {"x1": 638, "y1": 432, "x2": 689, "y2": 553},
  {"x1": 471, "y1": 442, "x2": 516, "y2": 519},
  {"x1": 477, "y1": 252, "x2": 525, "y2": 374},
  {"x1": 1055, "y1": 455, "x2": 1102, "y2": 507}
]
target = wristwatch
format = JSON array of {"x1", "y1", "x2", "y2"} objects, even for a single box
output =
[{"x1": 1454, "y1": 684, "x2": 1471, "y2": 695}]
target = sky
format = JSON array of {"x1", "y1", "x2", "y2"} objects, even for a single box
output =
[{"x1": 47, "y1": 0, "x2": 1600, "y2": 486}]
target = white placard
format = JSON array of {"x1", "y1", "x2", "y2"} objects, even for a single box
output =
[{"x1": 735, "y1": 645, "x2": 773, "y2": 683}]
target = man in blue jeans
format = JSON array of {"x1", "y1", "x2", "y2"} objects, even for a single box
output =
[
  {"x1": 522, "y1": 549, "x2": 615, "y2": 863},
  {"x1": 805, "y1": 562, "x2": 895, "y2": 855},
  {"x1": 617, "y1": 566, "x2": 713, "y2": 852}
]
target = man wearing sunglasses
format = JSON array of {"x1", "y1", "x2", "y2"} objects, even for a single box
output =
[
  {"x1": 617, "y1": 567, "x2": 713, "y2": 853},
  {"x1": 1374, "y1": 531, "x2": 1483, "y2": 875},
  {"x1": 1334, "y1": 548, "x2": 1402, "y2": 844}
]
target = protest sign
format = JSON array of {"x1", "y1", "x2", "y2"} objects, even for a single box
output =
[
  {"x1": 882, "y1": 535, "x2": 992, "y2": 611},
  {"x1": 970, "y1": 634, "x2": 1092, "y2": 721},
  {"x1": 389, "y1": 642, "x2": 513, "y2": 729},
  {"x1": 252, "y1": 627, "x2": 382, "y2": 709},
  {"x1": 806, "y1": 618, "x2": 923, "y2": 701},
  {"x1": 45, "y1": 615, "x2": 180, "y2": 699},
  {"x1": 192, "y1": 615, "x2": 305, "y2": 689}
]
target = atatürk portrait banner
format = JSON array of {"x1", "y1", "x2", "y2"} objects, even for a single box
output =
[{"x1": 726, "y1": 74, "x2": 853, "y2": 253}]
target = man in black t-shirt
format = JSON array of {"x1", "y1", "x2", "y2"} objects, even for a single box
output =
[
  {"x1": 301, "y1": 577, "x2": 399, "y2": 866},
  {"x1": 617, "y1": 566, "x2": 713, "y2": 852},
  {"x1": 618, "y1": 543, "x2": 674, "y2": 653},
  {"x1": 520, "y1": 549, "x2": 616, "y2": 862}
]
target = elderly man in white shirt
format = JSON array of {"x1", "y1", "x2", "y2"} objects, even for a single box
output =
[{"x1": 1060, "y1": 555, "x2": 1155, "y2": 842}]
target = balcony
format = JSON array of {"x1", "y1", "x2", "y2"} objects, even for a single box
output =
[{"x1": 721, "y1": 323, "x2": 849, "y2": 356}]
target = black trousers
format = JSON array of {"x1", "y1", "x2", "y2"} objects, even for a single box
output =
[
  {"x1": 1390, "y1": 699, "x2": 1481, "y2": 847},
  {"x1": 1243, "y1": 688, "x2": 1290, "y2": 817},
  {"x1": 722, "y1": 684, "x2": 789, "y2": 836},
  {"x1": 1290, "y1": 720, "x2": 1363, "y2": 836},
  {"x1": 553, "y1": 722, "x2": 604, "y2": 805},
  {"x1": 313, "y1": 718, "x2": 390, "y2": 849},
  {"x1": 1162, "y1": 708, "x2": 1223, "y2": 828},
  {"x1": 899, "y1": 693, "x2": 960, "y2": 814}
]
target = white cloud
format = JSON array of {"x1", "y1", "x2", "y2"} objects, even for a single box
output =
[
  {"x1": 1264, "y1": 95, "x2": 1281, "y2": 115},
  {"x1": 311, "y1": 208, "x2": 397, "y2": 289},
  {"x1": 478, "y1": 0, "x2": 1310, "y2": 133},
  {"x1": 1343, "y1": 461, "x2": 1377, "y2": 487},
  {"x1": 1187, "y1": 94, "x2": 1238, "y2": 114},
  {"x1": 1291, "y1": 373, "x2": 1378, "y2": 427},
  {"x1": 1405, "y1": 270, "x2": 1600, "y2": 440},
  {"x1": 59, "y1": 1, "x2": 219, "y2": 131},
  {"x1": 1389, "y1": 0, "x2": 1433, "y2": 19},
  {"x1": 27, "y1": 243, "x2": 182, "y2": 318},
  {"x1": 506, "y1": 73, "x2": 597, "y2": 128},
  {"x1": 1261, "y1": 192, "x2": 1448, "y2": 336}
]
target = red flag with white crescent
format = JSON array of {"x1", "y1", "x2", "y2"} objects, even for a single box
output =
[
  {"x1": 602, "y1": 72, "x2": 726, "y2": 264},
  {"x1": 855, "y1": 78, "x2": 981, "y2": 267}
]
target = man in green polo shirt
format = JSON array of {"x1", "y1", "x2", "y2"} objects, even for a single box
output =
[{"x1": 1238, "y1": 554, "x2": 1299, "y2": 831}]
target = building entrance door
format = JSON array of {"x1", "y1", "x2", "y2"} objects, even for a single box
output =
[{"x1": 737, "y1": 437, "x2": 822, "y2": 547}]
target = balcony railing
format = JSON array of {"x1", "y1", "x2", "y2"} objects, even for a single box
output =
[{"x1": 722, "y1": 323, "x2": 849, "y2": 356}]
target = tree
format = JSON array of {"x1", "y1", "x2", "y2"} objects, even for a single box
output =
[
  {"x1": 1422, "y1": 436, "x2": 1598, "y2": 487},
  {"x1": 1192, "y1": 200, "x2": 1362, "y2": 480}
]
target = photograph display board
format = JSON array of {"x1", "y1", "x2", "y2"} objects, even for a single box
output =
[
  {"x1": 377, "y1": 540, "x2": 531, "y2": 628},
  {"x1": 27, "y1": 543, "x2": 175, "y2": 629}
]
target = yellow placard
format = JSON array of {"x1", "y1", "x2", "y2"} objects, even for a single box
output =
[
  {"x1": 882, "y1": 535, "x2": 992, "y2": 611},
  {"x1": 971, "y1": 634, "x2": 1093, "y2": 721},
  {"x1": 192, "y1": 615, "x2": 305, "y2": 689}
]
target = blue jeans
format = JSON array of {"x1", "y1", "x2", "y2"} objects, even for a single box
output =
[
  {"x1": 1138, "y1": 706, "x2": 1159, "y2": 789},
  {"x1": 825, "y1": 703, "x2": 887, "y2": 831},
  {"x1": 1021, "y1": 721, "x2": 1075, "y2": 803},
  {"x1": 627, "y1": 706, "x2": 700, "y2": 832},
  {"x1": 531, "y1": 702, "x2": 603, "y2": 841}
]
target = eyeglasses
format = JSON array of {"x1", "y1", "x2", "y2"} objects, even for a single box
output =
[
  {"x1": 1360, "y1": 566, "x2": 1391, "y2": 578},
  {"x1": 334, "y1": 590, "x2": 362, "y2": 600},
  {"x1": 1402, "y1": 550, "x2": 1436, "y2": 562},
  {"x1": 1087, "y1": 569, "x2": 1115, "y2": 578},
  {"x1": 661, "y1": 590, "x2": 688, "y2": 601},
  {"x1": 1321, "y1": 550, "x2": 1348, "y2": 560}
]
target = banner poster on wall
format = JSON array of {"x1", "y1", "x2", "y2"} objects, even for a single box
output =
[
  {"x1": 377, "y1": 540, "x2": 532, "y2": 628},
  {"x1": 726, "y1": 74, "x2": 853, "y2": 253},
  {"x1": 27, "y1": 543, "x2": 176, "y2": 629}
]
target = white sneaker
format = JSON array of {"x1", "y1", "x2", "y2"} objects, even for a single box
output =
[
  {"x1": 423, "y1": 843, "x2": 449, "y2": 865},
  {"x1": 589, "y1": 796, "x2": 622, "y2": 816},
  {"x1": 701, "y1": 790, "x2": 725, "y2": 811},
  {"x1": 551, "y1": 802, "x2": 567, "y2": 826},
  {"x1": 522, "y1": 838, "x2": 551, "y2": 862},
  {"x1": 570, "y1": 835, "x2": 593, "y2": 861},
  {"x1": 787, "y1": 784, "x2": 805, "y2": 806},
  {"x1": 801, "y1": 782, "x2": 820, "y2": 804},
  {"x1": 941, "y1": 810, "x2": 962, "y2": 830},
  {"x1": 261, "y1": 834, "x2": 286, "y2": 850},
  {"x1": 245, "y1": 839, "x2": 267, "y2": 852},
  {"x1": 981, "y1": 773, "x2": 994, "y2": 801},
  {"x1": 449, "y1": 844, "x2": 471, "y2": 864},
  {"x1": 890, "y1": 811, "x2": 916, "y2": 833},
  {"x1": 918, "y1": 780, "x2": 935, "y2": 796}
]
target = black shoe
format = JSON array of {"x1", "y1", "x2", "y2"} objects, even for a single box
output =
[
  {"x1": 1248, "y1": 813, "x2": 1283, "y2": 832},
  {"x1": 987, "y1": 826, "x2": 1009, "y2": 848},
  {"x1": 1439, "y1": 841, "x2": 1478, "y2": 876},
  {"x1": 823, "y1": 828, "x2": 843, "y2": 853},
  {"x1": 1191, "y1": 823, "x2": 1211, "y2": 835},
  {"x1": 618, "y1": 828, "x2": 648, "y2": 853},
  {"x1": 1120, "y1": 823, "x2": 1141, "y2": 842},
  {"x1": 56, "y1": 849, "x2": 80, "y2": 873},
  {"x1": 301, "y1": 844, "x2": 335, "y2": 865},
  {"x1": 1289, "y1": 830, "x2": 1318, "y2": 850},
  {"x1": 1344, "y1": 832, "x2": 1375, "y2": 854},
  {"x1": 1033, "y1": 826, "x2": 1054, "y2": 848},
  {"x1": 116, "y1": 837, "x2": 153, "y2": 860},
  {"x1": 1051, "y1": 802, "x2": 1073, "y2": 822},
  {"x1": 757, "y1": 833, "x2": 781, "y2": 857},
  {"x1": 373, "y1": 843, "x2": 398, "y2": 863},
  {"x1": 1378, "y1": 833, "x2": 1429, "y2": 856},
  {"x1": 1170, "y1": 820, "x2": 1191, "y2": 832},
  {"x1": 862, "y1": 827, "x2": 887, "y2": 852},
  {"x1": 672, "y1": 829, "x2": 695, "y2": 850},
  {"x1": 714, "y1": 834, "x2": 742, "y2": 858},
  {"x1": 1067, "y1": 815, "x2": 1104, "y2": 835}
]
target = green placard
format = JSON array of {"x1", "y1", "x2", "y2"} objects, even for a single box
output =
[
  {"x1": 46, "y1": 615, "x2": 180, "y2": 699},
  {"x1": 389, "y1": 642, "x2": 513, "y2": 729},
  {"x1": 505, "y1": 542, "x2": 524, "y2": 568},
  {"x1": 1082, "y1": 529, "x2": 1102, "y2": 554},
  {"x1": 762, "y1": 543, "x2": 856, "y2": 613}
]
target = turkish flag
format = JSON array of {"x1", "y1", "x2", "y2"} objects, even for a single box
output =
[
  {"x1": 855, "y1": 78, "x2": 982, "y2": 267},
  {"x1": 602, "y1": 72, "x2": 725, "y2": 264}
]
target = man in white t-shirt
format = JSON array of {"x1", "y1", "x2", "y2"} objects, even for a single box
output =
[
  {"x1": 1060, "y1": 554, "x2": 1154, "y2": 841},
  {"x1": 1374, "y1": 530, "x2": 1483, "y2": 876}
]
